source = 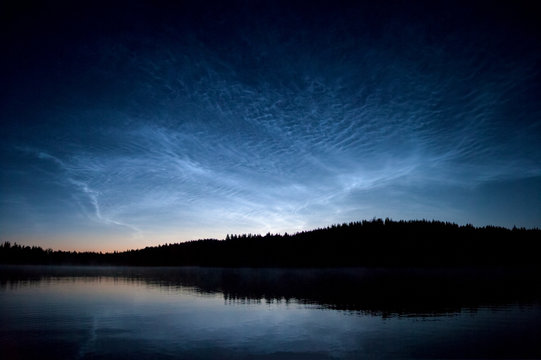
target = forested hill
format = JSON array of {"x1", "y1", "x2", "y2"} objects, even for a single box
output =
[{"x1": 1, "y1": 219, "x2": 539, "y2": 267}]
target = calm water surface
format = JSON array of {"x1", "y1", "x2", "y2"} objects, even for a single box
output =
[{"x1": 1, "y1": 266, "x2": 540, "y2": 359}]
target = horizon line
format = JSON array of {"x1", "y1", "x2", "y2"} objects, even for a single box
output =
[{"x1": 2, "y1": 218, "x2": 539, "y2": 254}]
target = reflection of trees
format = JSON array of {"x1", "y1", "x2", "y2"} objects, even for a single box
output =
[
  {"x1": 1, "y1": 219, "x2": 540, "y2": 267},
  {"x1": 2, "y1": 266, "x2": 540, "y2": 317}
]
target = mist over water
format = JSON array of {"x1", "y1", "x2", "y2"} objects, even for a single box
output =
[
  {"x1": 1, "y1": 266, "x2": 541, "y2": 359},
  {"x1": 2, "y1": 2, "x2": 540, "y2": 358}
]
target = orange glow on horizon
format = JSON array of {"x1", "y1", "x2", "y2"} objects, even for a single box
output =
[{"x1": 0, "y1": 231, "x2": 230, "y2": 253}]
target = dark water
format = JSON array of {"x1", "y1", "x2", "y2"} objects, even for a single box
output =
[{"x1": 1, "y1": 266, "x2": 540, "y2": 359}]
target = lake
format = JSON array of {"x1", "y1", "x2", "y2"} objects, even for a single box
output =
[{"x1": 1, "y1": 266, "x2": 540, "y2": 359}]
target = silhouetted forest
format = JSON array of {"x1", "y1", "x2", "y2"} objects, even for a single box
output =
[{"x1": 1, "y1": 219, "x2": 540, "y2": 267}]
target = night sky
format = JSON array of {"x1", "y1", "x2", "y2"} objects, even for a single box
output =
[{"x1": 1, "y1": 1, "x2": 540, "y2": 251}]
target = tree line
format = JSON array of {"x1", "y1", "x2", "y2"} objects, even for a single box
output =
[{"x1": 1, "y1": 219, "x2": 539, "y2": 267}]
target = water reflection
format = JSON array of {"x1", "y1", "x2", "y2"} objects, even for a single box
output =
[
  {"x1": 2, "y1": 265, "x2": 540, "y2": 316},
  {"x1": 1, "y1": 266, "x2": 541, "y2": 359}
]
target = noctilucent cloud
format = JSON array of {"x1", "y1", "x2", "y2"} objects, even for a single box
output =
[{"x1": 1, "y1": 1, "x2": 540, "y2": 251}]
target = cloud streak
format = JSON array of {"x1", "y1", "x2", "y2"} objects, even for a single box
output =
[
  {"x1": 25, "y1": 148, "x2": 143, "y2": 240},
  {"x1": 2, "y1": 1, "x2": 540, "y2": 249}
]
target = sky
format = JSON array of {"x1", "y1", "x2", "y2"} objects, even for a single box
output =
[{"x1": 1, "y1": 0, "x2": 540, "y2": 251}]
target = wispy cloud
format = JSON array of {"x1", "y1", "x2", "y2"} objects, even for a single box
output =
[
  {"x1": 3, "y1": 1, "x2": 540, "y2": 248},
  {"x1": 22, "y1": 148, "x2": 143, "y2": 239}
]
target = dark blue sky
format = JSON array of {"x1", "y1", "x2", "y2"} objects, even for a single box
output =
[{"x1": 1, "y1": 1, "x2": 540, "y2": 251}]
